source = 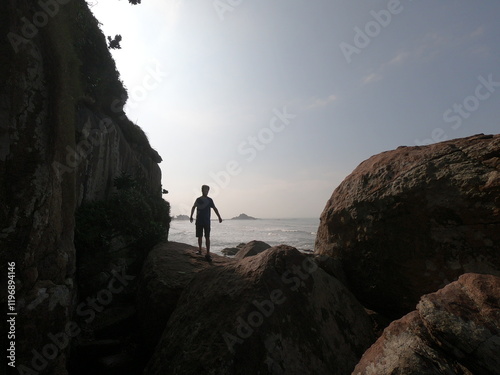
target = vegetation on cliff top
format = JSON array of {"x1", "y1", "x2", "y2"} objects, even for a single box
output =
[{"x1": 60, "y1": 0, "x2": 158, "y2": 160}]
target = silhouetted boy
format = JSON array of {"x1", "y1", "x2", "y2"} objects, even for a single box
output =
[{"x1": 190, "y1": 185, "x2": 222, "y2": 261}]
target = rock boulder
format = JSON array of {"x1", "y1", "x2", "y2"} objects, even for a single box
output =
[
  {"x1": 137, "y1": 241, "x2": 234, "y2": 352},
  {"x1": 315, "y1": 134, "x2": 500, "y2": 317},
  {"x1": 222, "y1": 243, "x2": 246, "y2": 256},
  {"x1": 234, "y1": 240, "x2": 271, "y2": 260},
  {"x1": 144, "y1": 245, "x2": 375, "y2": 375},
  {"x1": 353, "y1": 273, "x2": 500, "y2": 374}
]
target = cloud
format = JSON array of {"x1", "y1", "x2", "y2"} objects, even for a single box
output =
[
  {"x1": 411, "y1": 33, "x2": 450, "y2": 61},
  {"x1": 387, "y1": 51, "x2": 411, "y2": 66},
  {"x1": 361, "y1": 32, "x2": 449, "y2": 86},
  {"x1": 304, "y1": 94, "x2": 338, "y2": 110},
  {"x1": 362, "y1": 73, "x2": 382, "y2": 85},
  {"x1": 470, "y1": 26, "x2": 484, "y2": 38}
]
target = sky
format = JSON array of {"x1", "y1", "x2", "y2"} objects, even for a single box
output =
[{"x1": 90, "y1": 0, "x2": 500, "y2": 219}]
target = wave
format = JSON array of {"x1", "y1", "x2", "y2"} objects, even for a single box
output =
[{"x1": 169, "y1": 218, "x2": 317, "y2": 254}]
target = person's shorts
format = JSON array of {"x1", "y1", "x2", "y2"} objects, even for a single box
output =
[{"x1": 196, "y1": 223, "x2": 211, "y2": 238}]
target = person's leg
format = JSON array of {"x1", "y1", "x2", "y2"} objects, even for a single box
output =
[
  {"x1": 196, "y1": 225, "x2": 203, "y2": 253},
  {"x1": 204, "y1": 225, "x2": 211, "y2": 258},
  {"x1": 205, "y1": 236, "x2": 210, "y2": 253}
]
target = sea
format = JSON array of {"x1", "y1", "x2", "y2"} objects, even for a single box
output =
[{"x1": 168, "y1": 218, "x2": 320, "y2": 255}]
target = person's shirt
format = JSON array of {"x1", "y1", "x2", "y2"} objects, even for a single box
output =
[{"x1": 195, "y1": 196, "x2": 215, "y2": 225}]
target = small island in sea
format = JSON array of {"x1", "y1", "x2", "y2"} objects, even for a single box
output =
[{"x1": 231, "y1": 213, "x2": 257, "y2": 220}]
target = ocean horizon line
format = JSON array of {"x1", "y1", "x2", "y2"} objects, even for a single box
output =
[{"x1": 173, "y1": 216, "x2": 320, "y2": 221}]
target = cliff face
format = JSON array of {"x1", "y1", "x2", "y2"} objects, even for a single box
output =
[
  {"x1": 0, "y1": 1, "x2": 162, "y2": 373},
  {"x1": 72, "y1": 104, "x2": 162, "y2": 205}
]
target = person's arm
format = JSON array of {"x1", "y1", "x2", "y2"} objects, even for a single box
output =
[
  {"x1": 213, "y1": 206, "x2": 222, "y2": 223},
  {"x1": 190, "y1": 203, "x2": 196, "y2": 223}
]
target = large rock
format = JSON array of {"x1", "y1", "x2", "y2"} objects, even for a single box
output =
[
  {"x1": 315, "y1": 134, "x2": 500, "y2": 317},
  {"x1": 222, "y1": 243, "x2": 246, "y2": 256},
  {"x1": 144, "y1": 245, "x2": 375, "y2": 375},
  {"x1": 353, "y1": 273, "x2": 500, "y2": 374},
  {"x1": 234, "y1": 240, "x2": 271, "y2": 260},
  {"x1": 137, "y1": 241, "x2": 234, "y2": 352}
]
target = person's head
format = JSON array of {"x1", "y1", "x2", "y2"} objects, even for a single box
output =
[{"x1": 201, "y1": 185, "x2": 210, "y2": 196}]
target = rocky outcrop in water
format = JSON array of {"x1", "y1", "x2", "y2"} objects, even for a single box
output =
[
  {"x1": 315, "y1": 134, "x2": 500, "y2": 317},
  {"x1": 221, "y1": 242, "x2": 246, "y2": 256},
  {"x1": 234, "y1": 240, "x2": 271, "y2": 260},
  {"x1": 231, "y1": 213, "x2": 257, "y2": 220},
  {"x1": 144, "y1": 245, "x2": 375, "y2": 375},
  {"x1": 353, "y1": 273, "x2": 500, "y2": 375}
]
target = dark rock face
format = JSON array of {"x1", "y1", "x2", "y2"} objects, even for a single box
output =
[
  {"x1": 137, "y1": 242, "x2": 234, "y2": 353},
  {"x1": 234, "y1": 240, "x2": 271, "y2": 260},
  {"x1": 74, "y1": 105, "x2": 162, "y2": 206},
  {"x1": 144, "y1": 246, "x2": 375, "y2": 375},
  {"x1": 0, "y1": 3, "x2": 78, "y2": 372},
  {"x1": 315, "y1": 134, "x2": 500, "y2": 317},
  {"x1": 353, "y1": 273, "x2": 500, "y2": 375}
]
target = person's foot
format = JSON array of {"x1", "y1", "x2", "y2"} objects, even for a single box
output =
[
  {"x1": 196, "y1": 249, "x2": 202, "y2": 255},
  {"x1": 205, "y1": 254, "x2": 212, "y2": 262}
]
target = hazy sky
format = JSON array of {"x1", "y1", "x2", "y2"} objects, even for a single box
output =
[{"x1": 91, "y1": 0, "x2": 499, "y2": 219}]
